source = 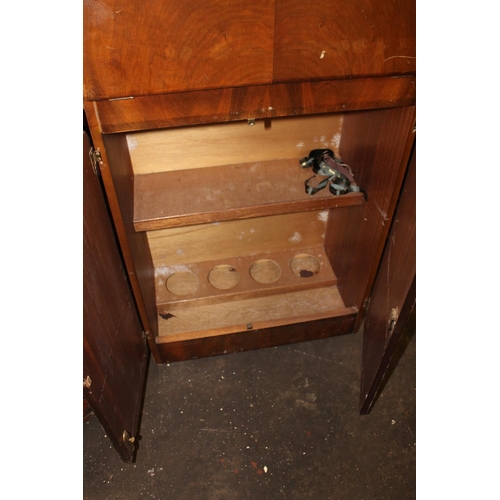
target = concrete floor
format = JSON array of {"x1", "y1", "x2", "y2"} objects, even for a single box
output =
[{"x1": 83, "y1": 315, "x2": 415, "y2": 500}]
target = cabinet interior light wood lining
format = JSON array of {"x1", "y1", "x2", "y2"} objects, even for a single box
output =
[
  {"x1": 127, "y1": 113, "x2": 362, "y2": 232},
  {"x1": 133, "y1": 160, "x2": 363, "y2": 231},
  {"x1": 127, "y1": 114, "x2": 343, "y2": 175},
  {"x1": 154, "y1": 245, "x2": 338, "y2": 309},
  {"x1": 147, "y1": 211, "x2": 330, "y2": 266}
]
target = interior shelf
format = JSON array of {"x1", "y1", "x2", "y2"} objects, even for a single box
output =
[
  {"x1": 154, "y1": 242, "x2": 357, "y2": 343},
  {"x1": 156, "y1": 286, "x2": 357, "y2": 343},
  {"x1": 133, "y1": 159, "x2": 364, "y2": 231},
  {"x1": 154, "y1": 245, "x2": 338, "y2": 310}
]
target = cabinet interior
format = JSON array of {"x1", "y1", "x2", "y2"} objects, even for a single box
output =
[
  {"x1": 148, "y1": 211, "x2": 356, "y2": 342},
  {"x1": 102, "y1": 107, "x2": 414, "y2": 347},
  {"x1": 127, "y1": 114, "x2": 364, "y2": 231}
]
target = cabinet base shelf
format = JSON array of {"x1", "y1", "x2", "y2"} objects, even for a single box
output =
[
  {"x1": 156, "y1": 286, "x2": 357, "y2": 344},
  {"x1": 155, "y1": 313, "x2": 358, "y2": 362}
]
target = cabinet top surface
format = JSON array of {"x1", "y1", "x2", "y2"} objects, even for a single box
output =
[{"x1": 83, "y1": 0, "x2": 416, "y2": 101}]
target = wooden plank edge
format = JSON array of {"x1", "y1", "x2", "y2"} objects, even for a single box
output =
[
  {"x1": 154, "y1": 313, "x2": 359, "y2": 362},
  {"x1": 92, "y1": 76, "x2": 416, "y2": 134},
  {"x1": 157, "y1": 277, "x2": 339, "y2": 311},
  {"x1": 155, "y1": 306, "x2": 358, "y2": 344},
  {"x1": 133, "y1": 193, "x2": 364, "y2": 232}
]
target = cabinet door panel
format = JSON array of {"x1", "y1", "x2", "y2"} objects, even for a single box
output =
[
  {"x1": 84, "y1": 0, "x2": 274, "y2": 99},
  {"x1": 360, "y1": 143, "x2": 416, "y2": 414},
  {"x1": 83, "y1": 132, "x2": 149, "y2": 462},
  {"x1": 274, "y1": 0, "x2": 415, "y2": 83}
]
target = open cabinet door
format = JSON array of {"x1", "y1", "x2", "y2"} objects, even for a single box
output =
[
  {"x1": 359, "y1": 142, "x2": 416, "y2": 414},
  {"x1": 83, "y1": 131, "x2": 150, "y2": 462}
]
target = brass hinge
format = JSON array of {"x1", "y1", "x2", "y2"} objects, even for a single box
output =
[
  {"x1": 142, "y1": 330, "x2": 151, "y2": 343},
  {"x1": 362, "y1": 297, "x2": 371, "y2": 315},
  {"x1": 388, "y1": 307, "x2": 399, "y2": 335},
  {"x1": 89, "y1": 147, "x2": 103, "y2": 175},
  {"x1": 122, "y1": 430, "x2": 136, "y2": 453}
]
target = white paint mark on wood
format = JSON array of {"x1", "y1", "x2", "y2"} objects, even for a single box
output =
[
  {"x1": 126, "y1": 136, "x2": 138, "y2": 151},
  {"x1": 374, "y1": 202, "x2": 389, "y2": 226},
  {"x1": 331, "y1": 132, "x2": 341, "y2": 149},
  {"x1": 155, "y1": 264, "x2": 190, "y2": 277},
  {"x1": 317, "y1": 210, "x2": 328, "y2": 223}
]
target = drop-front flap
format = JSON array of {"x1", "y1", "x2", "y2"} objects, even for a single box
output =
[
  {"x1": 83, "y1": 0, "x2": 274, "y2": 100},
  {"x1": 83, "y1": 0, "x2": 415, "y2": 101}
]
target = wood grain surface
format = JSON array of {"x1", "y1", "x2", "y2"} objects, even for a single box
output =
[
  {"x1": 84, "y1": 0, "x2": 274, "y2": 99},
  {"x1": 127, "y1": 114, "x2": 343, "y2": 175},
  {"x1": 147, "y1": 211, "x2": 329, "y2": 266},
  {"x1": 274, "y1": 0, "x2": 415, "y2": 82},
  {"x1": 359, "y1": 144, "x2": 416, "y2": 414},
  {"x1": 153, "y1": 245, "x2": 338, "y2": 309},
  {"x1": 92, "y1": 76, "x2": 416, "y2": 133},
  {"x1": 83, "y1": 132, "x2": 149, "y2": 462},
  {"x1": 84, "y1": 1, "x2": 415, "y2": 100},
  {"x1": 325, "y1": 106, "x2": 416, "y2": 317},
  {"x1": 133, "y1": 159, "x2": 363, "y2": 231},
  {"x1": 156, "y1": 286, "x2": 355, "y2": 341},
  {"x1": 155, "y1": 314, "x2": 358, "y2": 362}
]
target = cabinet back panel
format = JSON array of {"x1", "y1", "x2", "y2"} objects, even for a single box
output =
[
  {"x1": 127, "y1": 114, "x2": 343, "y2": 175},
  {"x1": 147, "y1": 211, "x2": 329, "y2": 267}
]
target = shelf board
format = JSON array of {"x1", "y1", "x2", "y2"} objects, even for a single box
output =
[
  {"x1": 154, "y1": 245, "x2": 337, "y2": 310},
  {"x1": 156, "y1": 286, "x2": 357, "y2": 343},
  {"x1": 133, "y1": 159, "x2": 364, "y2": 231}
]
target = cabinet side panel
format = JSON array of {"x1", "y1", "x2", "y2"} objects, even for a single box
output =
[
  {"x1": 102, "y1": 134, "x2": 159, "y2": 341},
  {"x1": 325, "y1": 106, "x2": 415, "y2": 312}
]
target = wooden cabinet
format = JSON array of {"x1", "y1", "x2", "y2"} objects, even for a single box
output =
[{"x1": 83, "y1": 0, "x2": 415, "y2": 461}]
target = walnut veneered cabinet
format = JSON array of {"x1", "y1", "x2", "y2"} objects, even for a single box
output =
[{"x1": 83, "y1": 0, "x2": 416, "y2": 462}]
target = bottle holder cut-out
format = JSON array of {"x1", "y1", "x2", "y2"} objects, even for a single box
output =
[
  {"x1": 156, "y1": 246, "x2": 335, "y2": 311},
  {"x1": 290, "y1": 254, "x2": 321, "y2": 278},
  {"x1": 165, "y1": 271, "x2": 199, "y2": 296},
  {"x1": 208, "y1": 264, "x2": 241, "y2": 290},
  {"x1": 249, "y1": 259, "x2": 282, "y2": 284}
]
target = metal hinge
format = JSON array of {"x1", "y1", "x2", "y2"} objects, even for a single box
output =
[
  {"x1": 89, "y1": 147, "x2": 103, "y2": 175},
  {"x1": 388, "y1": 307, "x2": 399, "y2": 335},
  {"x1": 142, "y1": 330, "x2": 151, "y2": 343},
  {"x1": 122, "y1": 430, "x2": 136, "y2": 453},
  {"x1": 362, "y1": 297, "x2": 371, "y2": 316}
]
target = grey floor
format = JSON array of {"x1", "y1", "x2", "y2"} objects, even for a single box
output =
[{"x1": 83, "y1": 315, "x2": 415, "y2": 500}]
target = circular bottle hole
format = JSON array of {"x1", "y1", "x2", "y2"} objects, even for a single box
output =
[
  {"x1": 249, "y1": 259, "x2": 281, "y2": 284},
  {"x1": 208, "y1": 265, "x2": 240, "y2": 290},
  {"x1": 290, "y1": 254, "x2": 321, "y2": 278},
  {"x1": 166, "y1": 271, "x2": 198, "y2": 295}
]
